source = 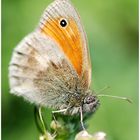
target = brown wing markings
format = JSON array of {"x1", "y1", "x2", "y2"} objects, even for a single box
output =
[{"x1": 33, "y1": 59, "x2": 78, "y2": 96}]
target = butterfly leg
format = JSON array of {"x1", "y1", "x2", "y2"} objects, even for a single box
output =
[
  {"x1": 52, "y1": 108, "x2": 67, "y2": 123},
  {"x1": 80, "y1": 107, "x2": 86, "y2": 130},
  {"x1": 52, "y1": 109, "x2": 67, "y2": 114},
  {"x1": 51, "y1": 109, "x2": 67, "y2": 133}
]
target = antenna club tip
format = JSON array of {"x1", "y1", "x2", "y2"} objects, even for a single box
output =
[{"x1": 126, "y1": 98, "x2": 133, "y2": 104}]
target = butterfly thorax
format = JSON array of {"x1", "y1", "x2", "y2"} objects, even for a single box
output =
[{"x1": 65, "y1": 90, "x2": 100, "y2": 115}]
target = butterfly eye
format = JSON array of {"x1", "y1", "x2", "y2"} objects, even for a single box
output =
[
  {"x1": 84, "y1": 96, "x2": 96, "y2": 104},
  {"x1": 59, "y1": 18, "x2": 68, "y2": 27}
]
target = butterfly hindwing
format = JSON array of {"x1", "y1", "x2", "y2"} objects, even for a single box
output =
[{"x1": 9, "y1": 31, "x2": 79, "y2": 108}]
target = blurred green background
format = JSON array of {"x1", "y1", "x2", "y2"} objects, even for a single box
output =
[{"x1": 2, "y1": 0, "x2": 138, "y2": 140}]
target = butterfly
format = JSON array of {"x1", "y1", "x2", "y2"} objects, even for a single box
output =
[{"x1": 9, "y1": 0, "x2": 100, "y2": 129}]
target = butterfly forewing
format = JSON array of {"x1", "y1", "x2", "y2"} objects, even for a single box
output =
[{"x1": 39, "y1": 0, "x2": 91, "y2": 88}]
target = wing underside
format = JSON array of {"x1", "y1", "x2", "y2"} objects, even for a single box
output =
[
  {"x1": 39, "y1": 0, "x2": 91, "y2": 88},
  {"x1": 9, "y1": 31, "x2": 78, "y2": 109},
  {"x1": 9, "y1": 0, "x2": 92, "y2": 109}
]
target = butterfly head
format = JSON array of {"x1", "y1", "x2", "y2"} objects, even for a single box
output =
[
  {"x1": 82, "y1": 92, "x2": 100, "y2": 113},
  {"x1": 65, "y1": 90, "x2": 99, "y2": 115}
]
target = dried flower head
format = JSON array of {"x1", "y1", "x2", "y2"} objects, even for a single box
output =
[
  {"x1": 39, "y1": 132, "x2": 54, "y2": 140},
  {"x1": 75, "y1": 130, "x2": 106, "y2": 140}
]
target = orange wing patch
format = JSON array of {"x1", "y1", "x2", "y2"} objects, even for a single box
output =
[{"x1": 40, "y1": 18, "x2": 83, "y2": 75}]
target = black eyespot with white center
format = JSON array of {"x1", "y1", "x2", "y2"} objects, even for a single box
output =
[{"x1": 60, "y1": 18, "x2": 68, "y2": 27}]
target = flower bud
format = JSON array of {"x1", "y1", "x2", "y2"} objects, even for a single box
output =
[
  {"x1": 75, "y1": 130, "x2": 106, "y2": 140},
  {"x1": 39, "y1": 132, "x2": 54, "y2": 140},
  {"x1": 92, "y1": 132, "x2": 106, "y2": 140},
  {"x1": 50, "y1": 120, "x2": 62, "y2": 130},
  {"x1": 75, "y1": 130, "x2": 93, "y2": 140}
]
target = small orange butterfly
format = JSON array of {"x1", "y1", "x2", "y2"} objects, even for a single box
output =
[
  {"x1": 9, "y1": 0, "x2": 99, "y2": 129},
  {"x1": 9, "y1": 0, "x2": 130, "y2": 131}
]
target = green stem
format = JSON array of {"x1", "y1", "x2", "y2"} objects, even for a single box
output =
[{"x1": 34, "y1": 106, "x2": 47, "y2": 135}]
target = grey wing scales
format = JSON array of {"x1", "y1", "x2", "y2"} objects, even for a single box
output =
[{"x1": 9, "y1": 31, "x2": 78, "y2": 109}]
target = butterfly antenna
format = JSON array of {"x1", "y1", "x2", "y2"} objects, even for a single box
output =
[
  {"x1": 80, "y1": 107, "x2": 86, "y2": 130},
  {"x1": 97, "y1": 94, "x2": 132, "y2": 103},
  {"x1": 96, "y1": 85, "x2": 110, "y2": 94}
]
